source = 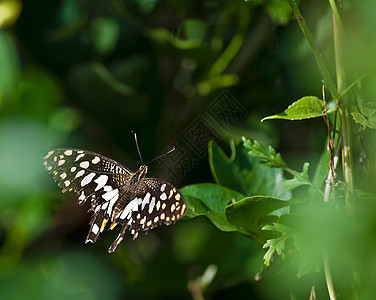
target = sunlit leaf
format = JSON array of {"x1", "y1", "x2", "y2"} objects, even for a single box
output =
[{"x1": 261, "y1": 96, "x2": 336, "y2": 121}]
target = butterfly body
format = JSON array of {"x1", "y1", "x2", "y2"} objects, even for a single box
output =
[{"x1": 43, "y1": 148, "x2": 186, "y2": 253}]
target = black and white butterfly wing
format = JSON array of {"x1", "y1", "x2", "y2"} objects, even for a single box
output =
[
  {"x1": 107, "y1": 178, "x2": 186, "y2": 253},
  {"x1": 43, "y1": 149, "x2": 131, "y2": 203},
  {"x1": 43, "y1": 149, "x2": 132, "y2": 239}
]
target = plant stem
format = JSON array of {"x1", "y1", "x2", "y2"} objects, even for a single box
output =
[
  {"x1": 332, "y1": 0, "x2": 353, "y2": 210},
  {"x1": 286, "y1": 0, "x2": 338, "y2": 99},
  {"x1": 324, "y1": 253, "x2": 338, "y2": 300}
]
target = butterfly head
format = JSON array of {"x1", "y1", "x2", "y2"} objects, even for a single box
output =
[{"x1": 135, "y1": 165, "x2": 148, "y2": 180}]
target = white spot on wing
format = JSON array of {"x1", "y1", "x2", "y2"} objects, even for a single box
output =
[
  {"x1": 120, "y1": 198, "x2": 142, "y2": 220},
  {"x1": 60, "y1": 173, "x2": 67, "y2": 179},
  {"x1": 160, "y1": 183, "x2": 166, "y2": 192},
  {"x1": 70, "y1": 166, "x2": 76, "y2": 172},
  {"x1": 92, "y1": 156, "x2": 100, "y2": 164},
  {"x1": 64, "y1": 180, "x2": 70, "y2": 187},
  {"x1": 92, "y1": 224, "x2": 99, "y2": 235},
  {"x1": 141, "y1": 193, "x2": 151, "y2": 210},
  {"x1": 64, "y1": 150, "x2": 73, "y2": 156},
  {"x1": 81, "y1": 172, "x2": 95, "y2": 186},
  {"x1": 103, "y1": 188, "x2": 119, "y2": 201},
  {"x1": 44, "y1": 151, "x2": 54, "y2": 159},
  {"x1": 101, "y1": 202, "x2": 109, "y2": 210},
  {"x1": 78, "y1": 191, "x2": 86, "y2": 202},
  {"x1": 75, "y1": 170, "x2": 85, "y2": 178},
  {"x1": 58, "y1": 159, "x2": 65, "y2": 166},
  {"x1": 148, "y1": 197, "x2": 156, "y2": 214},
  {"x1": 106, "y1": 194, "x2": 119, "y2": 215},
  {"x1": 103, "y1": 185, "x2": 113, "y2": 192},
  {"x1": 80, "y1": 161, "x2": 90, "y2": 169},
  {"x1": 75, "y1": 153, "x2": 85, "y2": 161},
  {"x1": 160, "y1": 193, "x2": 167, "y2": 201},
  {"x1": 94, "y1": 175, "x2": 108, "y2": 191}
]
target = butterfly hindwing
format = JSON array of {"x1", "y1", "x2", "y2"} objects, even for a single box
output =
[{"x1": 105, "y1": 178, "x2": 186, "y2": 252}]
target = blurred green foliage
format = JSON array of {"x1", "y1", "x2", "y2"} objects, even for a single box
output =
[{"x1": 1, "y1": 0, "x2": 376, "y2": 299}]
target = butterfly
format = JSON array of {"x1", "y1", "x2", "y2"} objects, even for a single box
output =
[{"x1": 43, "y1": 134, "x2": 186, "y2": 253}]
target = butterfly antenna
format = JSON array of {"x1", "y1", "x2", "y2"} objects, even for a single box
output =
[
  {"x1": 146, "y1": 147, "x2": 175, "y2": 165},
  {"x1": 131, "y1": 131, "x2": 144, "y2": 164}
]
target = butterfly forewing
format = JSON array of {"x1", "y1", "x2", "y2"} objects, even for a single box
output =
[
  {"x1": 43, "y1": 149, "x2": 131, "y2": 205},
  {"x1": 43, "y1": 148, "x2": 186, "y2": 253}
]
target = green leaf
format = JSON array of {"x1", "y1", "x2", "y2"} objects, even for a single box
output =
[
  {"x1": 261, "y1": 96, "x2": 336, "y2": 121},
  {"x1": 351, "y1": 102, "x2": 376, "y2": 129},
  {"x1": 262, "y1": 222, "x2": 295, "y2": 267},
  {"x1": 282, "y1": 162, "x2": 311, "y2": 191},
  {"x1": 242, "y1": 138, "x2": 286, "y2": 168},
  {"x1": 225, "y1": 196, "x2": 291, "y2": 243},
  {"x1": 209, "y1": 141, "x2": 291, "y2": 199},
  {"x1": 181, "y1": 183, "x2": 244, "y2": 232}
]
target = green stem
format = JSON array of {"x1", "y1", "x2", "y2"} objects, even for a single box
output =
[
  {"x1": 286, "y1": 0, "x2": 338, "y2": 99},
  {"x1": 329, "y1": 0, "x2": 344, "y2": 32},
  {"x1": 332, "y1": 0, "x2": 353, "y2": 210},
  {"x1": 324, "y1": 253, "x2": 338, "y2": 300}
]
